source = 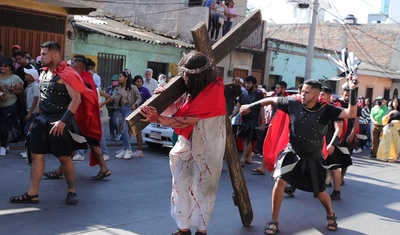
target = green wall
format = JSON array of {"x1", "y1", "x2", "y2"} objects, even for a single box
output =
[{"x1": 72, "y1": 33, "x2": 189, "y2": 76}]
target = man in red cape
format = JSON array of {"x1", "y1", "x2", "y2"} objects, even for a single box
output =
[
  {"x1": 43, "y1": 55, "x2": 111, "y2": 181},
  {"x1": 10, "y1": 41, "x2": 98, "y2": 205},
  {"x1": 140, "y1": 51, "x2": 226, "y2": 235}
]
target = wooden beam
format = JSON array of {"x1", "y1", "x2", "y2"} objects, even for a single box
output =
[{"x1": 126, "y1": 9, "x2": 261, "y2": 136}]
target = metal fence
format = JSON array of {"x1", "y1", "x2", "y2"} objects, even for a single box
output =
[{"x1": 97, "y1": 53, "x2": 126, "y2": 90}]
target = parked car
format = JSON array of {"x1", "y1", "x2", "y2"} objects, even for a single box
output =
[{"x1": 142, "y1": 122, "x2": 174, "y2": 148}]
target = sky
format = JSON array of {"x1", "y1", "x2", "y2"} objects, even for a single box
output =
[{"x1": 247, "y1": 0, "x2": 382, "y2": 24}]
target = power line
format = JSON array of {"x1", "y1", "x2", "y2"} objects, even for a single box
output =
[
  {"x1": 321, "y1": 7, "x2": 400, "y2": 53},
  {"x1": 360, "y1": 0, "x2": 400, "y2": 24}
]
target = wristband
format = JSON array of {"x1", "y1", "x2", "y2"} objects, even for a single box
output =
[
  {"x1": 60, "y1": 109, "x2": 74, "y2": 123},
  {"x1": 249, "y1": 102, "x2": 261, "y2": 113},
  {"x1": 329, "y1": 135, "x2": 340, "y2": 146},
  {"x1": 349, "y1": 88, "x2": 358, "y2": 106}
]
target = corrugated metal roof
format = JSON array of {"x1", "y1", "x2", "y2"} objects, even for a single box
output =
[{"x1": 73, "y1": 16, "x2": 194, "y2": 49}]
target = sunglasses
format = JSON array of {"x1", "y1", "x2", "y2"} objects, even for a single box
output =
[{"x1": 0, "y1": 64, "x2": 10, "y2": 67}]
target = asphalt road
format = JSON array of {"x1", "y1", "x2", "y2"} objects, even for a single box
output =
[{"x1": 1, "y1": 143, "x2": 399, "y2": 235}]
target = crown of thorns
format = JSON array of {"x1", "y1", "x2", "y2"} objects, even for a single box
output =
[{"x1": 179, "y1": 59, "x2": 213, "y2": 74}]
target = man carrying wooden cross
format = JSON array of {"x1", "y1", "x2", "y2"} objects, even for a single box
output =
[
  {"x1": 140, "y1": 51, "x2": 226, "y2": 235},
  {"x1": 127, "y1": 10, "x2": 261, "y2": 229}
]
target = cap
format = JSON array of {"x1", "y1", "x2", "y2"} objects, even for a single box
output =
[
  {"x1": 12, "y1": 44, "x2": 21, "y2": 50},
  {"x1": 376, "y1": 96, "x2": 383, "y2": 100},
  {"x1": 111, "y1": 74, "x2": 119, "y2": 81},
  {"x1": 23, "y1": 65, "x2": 39, "y2": 80}
]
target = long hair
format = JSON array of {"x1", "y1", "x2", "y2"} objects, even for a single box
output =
[
  {"x1": 390, "y1": 97, "x2": 400, "y2": 111},
  {"x1": 179, "y1": 51, "x2": 217, "y2": 100},
  {"x1": 120, "y1": 71, "x2": 132, "y2": 90}
]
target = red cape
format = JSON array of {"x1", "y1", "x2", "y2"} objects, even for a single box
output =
[
  {"x1": 49, "y1": 62, "x2": 102, "y2": 166},
  {"x1": 174, "y1": 77, "x2": 226, "y2": 139},
  {"x1": 263, "y1": 110, "x2": 290, "y2": 172},
  {"x1": 263, "y1": 97, "x2": 330, "y2": 172}
]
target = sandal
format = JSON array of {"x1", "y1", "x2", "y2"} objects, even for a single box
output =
[
  {"x1": 251, "y1": 168, "x2": 265, "y2": 175},
  {"x1": 264, "y1": 221, "x2": 279, "y2": 235},
  {"x1": 66, "y1": 192, "x2": 78, "y2": 205},
  {"x1": 10, "y1": 192, "x2": 39, "y2": 204},
  {"x1": 327, "y1": 213, "x2": 338, "y2": 231},
  {"x1": 171, "y1": 229, "x2": 192, "y2": 235},
  {"x1": 195, "y1": 231, "x2": 206, "y2": 235},
  {"x1": 43, "y1": 170, "x2": 63, "y2": 179},
  {"x1": 90, "y1": 169, "x2": 111, "y2": 180},
  {"x1": 284, "y1": 186, "x2": 295, "y2": 197}
]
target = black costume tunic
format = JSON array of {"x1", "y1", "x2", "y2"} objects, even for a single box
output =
[
  {"x1": 29, "y1": 72, "x2": 86, "y2": 157},
  {"x1": 274, "y1": 97, "x2": 342, "y2": 197},
  {"x1": 324, "y1": 109, "x2": 344, "y2": 170}
]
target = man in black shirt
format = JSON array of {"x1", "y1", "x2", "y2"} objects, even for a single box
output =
[
  {"x1": 240, "y1": 78, "x2": 359, "y2": 234},
  {"x1": 230, "y1": 76, "x2": 265, "y2": 165}
]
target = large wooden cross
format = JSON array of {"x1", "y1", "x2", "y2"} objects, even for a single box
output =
[{"x1": 126, "y1": 10, "x2": 262, "y2": 225}]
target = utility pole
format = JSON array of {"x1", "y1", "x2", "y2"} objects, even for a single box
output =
[{"x1": 304, "y1": 0, "x2": 319, "y2": 80}]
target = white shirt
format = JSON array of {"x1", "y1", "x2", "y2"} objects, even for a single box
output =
[
  {"x1": 92, "y1": 73, "x2": 101, "y2": 88},
  {"x1": 142, "y1": 78, "x2": 158, "y2": 95}
]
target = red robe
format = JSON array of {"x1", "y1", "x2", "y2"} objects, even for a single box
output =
[
  {"x1": 46, "y1": 62, "x2": 102, "y2": 166},
  {"x1": 174, "y1": 77, "x2": 226, "y2": 139}
]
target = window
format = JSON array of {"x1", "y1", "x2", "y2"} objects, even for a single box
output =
[
  {"x1": 233, "y1": 69, "x2": 248, "y2": 82},
  {"x1": 97, "y1": 53, "x2": 126, "y2": 90},
  {"x1": 384, "y1": 88, "x2": 390, "y2": 101},
  {"x1": 148, "y1": 61, "x2": 168, "y2": 78},
  {"x1": 296, "y1": 77, "x2": 305, "y2": 89},
  {"x1": 268, "y1": 75, "x2": 282, "y2": 90},
  {"x1": 393, "y1": 88, "x2": 398, "y2": 98},
  {"x1": 366, "y1": 87, "x2": 373, "y2": 101},
  {"x1": 188, "y1": 0, "x2": 203, "y2": 7}
]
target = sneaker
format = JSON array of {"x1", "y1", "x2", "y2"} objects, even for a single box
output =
[
  {"x1": 132, "y1": 150, "x2": 143, "y2": 157},
  {"x1": 123, "y1": 150, "x2": 133, "y2": 159},
  {"x1": 0, "y1": 147, "x2": 6, "y2": 156},
  {"x1": 5, "y1": 146, "x2": 10, "y2": 152},
  {"x1": 72, "y1": 153, "x2": 84, "y2": 161},
  {"x1": 114, "y1": 134, "x2": 122, "y2": 142},
  {"x1": 352, "y1": 149, "x2": 357, "y2": 154},
  {"x1": 356, "y1": 148, "x2": 362, "y2": 153},
  {"x1": 330, "y1": 191, "x2": 342, "y2": 201},
  {"x1": 103, "y1": 155, "x2": 109, "y2": 161},
  {"x1": 115, "y1": 150, "x2": 125, "y2": 158},
  {"x1": 20, "y1": 152, "x2": 27, "y2": 159}
]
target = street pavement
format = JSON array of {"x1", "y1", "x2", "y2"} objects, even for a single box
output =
[{"x1": 1, "y1": 136, "x2": 400, "y2": 234}]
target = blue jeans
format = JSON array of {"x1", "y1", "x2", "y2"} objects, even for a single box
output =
[
  {"x1": 100, "y1": 111, "x2": 109, "y2": 155},
  {"x1": 116, "y1": 105, "x2": 133, "y2": 151},
  {"x1": 108, "y1": 108, "x2": 120, "y2": 138},
  {"x1": 222, "y1": 21, "x2": 233, "y2": 36}
]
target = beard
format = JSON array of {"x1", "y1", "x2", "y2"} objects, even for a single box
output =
[{"x1": 246, "y1": 85, "x2": 255, "y2": 92}]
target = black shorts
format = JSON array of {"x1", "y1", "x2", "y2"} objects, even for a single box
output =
[
  {"x1": 325, "y1": 147, "x2": 344, "y2": 170},
  {"x1": 30, "y1": 115, "x2": 87, "y2": 157},
  {"x1": 237, "y1": 119, "x2": 258, "y2": 141},
  {"x1": 85, "y1": 136, "x2": 100, "y2": 147}
]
